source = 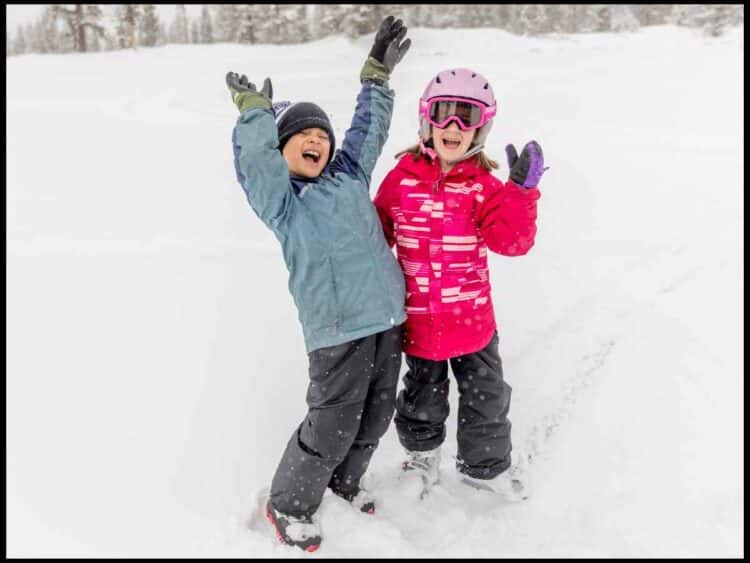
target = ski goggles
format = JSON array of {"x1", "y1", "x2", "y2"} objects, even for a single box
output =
[{"x1": 419, "y1": 96, "x2": 497, "y2": 131}]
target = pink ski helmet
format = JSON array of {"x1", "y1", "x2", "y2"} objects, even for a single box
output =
[{"x1": 418, "y1": 68, "x2": 497, "y2": 147}]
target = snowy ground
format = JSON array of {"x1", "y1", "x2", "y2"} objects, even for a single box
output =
[{"x1": 6, "y1": 26, "x2": 743, "y2": 557}]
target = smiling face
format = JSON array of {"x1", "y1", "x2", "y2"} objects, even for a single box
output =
[
  {"x1": 282, "y1": 128, "x2": 331, "y2": 178},
  {"x1": 431, "y1": 122, "x2": 476, "y2": 171}
]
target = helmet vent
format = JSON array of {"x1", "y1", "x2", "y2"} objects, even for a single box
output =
[
  {"x1": 472, "y1": 73, "x2": 476, "y2": 77},
  {"x1": 436, "y1": 75, "x2": 442, "y2": 84},
  {"x1": 483, "y1": 83, "x2": 489, "y2": 89},
  {"x1": 451, "y1": 70, "x2": 456, "y2": 75}
]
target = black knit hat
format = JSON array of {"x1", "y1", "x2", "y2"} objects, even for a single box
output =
[{"x1": 273, "y1": 101, "x2": 336, "y2": 164}]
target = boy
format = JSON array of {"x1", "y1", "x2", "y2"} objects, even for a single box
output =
[{"x1": 226, "y1": 16, "x2": 411, "y2": 552}]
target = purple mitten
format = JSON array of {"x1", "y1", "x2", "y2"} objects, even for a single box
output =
[{"x1": 505, "y1": 140, "x2": 545, "y2": 188}]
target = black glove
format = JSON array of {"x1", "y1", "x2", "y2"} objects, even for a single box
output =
[
  {"x1": 506, "y1": 140, "x2": 547, "y2": 188},
  {"x1": 369, "y1": 15, "x2": 411, "y2": 73},
  {"x1": 226, "y1": 72, "x2": 273, "y2": 113}
]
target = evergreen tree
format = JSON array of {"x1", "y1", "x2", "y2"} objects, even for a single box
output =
[
  {"x1": 341, "y1": 4, "x2": 377, "y2": 38},
  {"x1": 318, "y1": 5, "x2": 348, "y2": 38},
  {"x1": 214, "y1": 5, "x2": 240, "y2": 42},
  {"x1": 169, "y1": 4, "x2": 189, "y2": 44},
  {"x1": 236, "y1": 4, "x2": 258, "y2": 44},
  {"x1": 158, "y1": 21, "x2": 168, "y2": 46},
  {"x1": 190, "y1": 20, "x2": 200, "y2": 43},
  {"x1": 115, "y1": 5, "x2": 141, "y2": 49},
  {"x1": 139, "y1": 4, "x2": 160, "y2": 48},
  {"x1": 577, "y1": 5, "x2": 610, "y2": 33},
  {"x1": 199, "y1": 5, "x2": 214, "y2": 43},
  {"x1": 632, "y1": 5, "x2": 675, "y2": 27},
  {"x1": 304, "y1": 4, "x2": 321, "y2": 40},
  {"x1": 542, "y1": 5, "x2": 575, "y2": 34},
  {"x1": 515, "y1": 4, "x2": 550, "y2": 34},
  {"x1": 49, "y1": 4, "x2": 108, "y2": 53},
  {"x1": 276, "y1": 5, "x2": 309, "y2": 43},
  {"x1": 12, "y1": 25, "x2": 27, "y2": 55},
  {"x1": 674, "y1": 4, "x2": 742, "y2": 37},
  {"x1": 609, "y1": 5, "x2": 640, "y2": 33},
  {"x1": 29, "y1": 9, "x2": 61, "y2": 54},
  {"x1": 485, "y1": 5, "x2": 513, "y2": 31}
]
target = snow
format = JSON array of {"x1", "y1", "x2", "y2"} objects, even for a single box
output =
[{"x1": 6, "y1": 25, "x2": 743, "y2": 557}]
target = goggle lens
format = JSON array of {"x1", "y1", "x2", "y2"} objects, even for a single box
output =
[{"x1": 429, "y1": 99, "x2": 485, "y2": 129}]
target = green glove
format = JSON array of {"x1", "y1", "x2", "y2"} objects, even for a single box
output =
[{"x1": 226, "y1": 72, "x2": 272, "y2": 113}]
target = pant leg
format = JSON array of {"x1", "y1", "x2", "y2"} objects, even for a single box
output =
[
  {"x1": 269, "y1": 335, "x2": 375, "y2": 518},
  {"x1": 329, "y1": 325, "x2": 403, "y2": 497},
  {"x1": 449, "y1": 332, "x2": 512, "y2": 479},
  {"x1": 394, "y1": 353, "x2": 450, "y2": 452}
]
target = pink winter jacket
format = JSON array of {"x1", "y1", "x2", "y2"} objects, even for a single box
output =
[{"x1": 374, "y1": 154, "x2": 541, "y2": 360}]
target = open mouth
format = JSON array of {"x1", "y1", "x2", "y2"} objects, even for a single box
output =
[
  {"x1": 441, "y1": 138, "x2": 462, "y2": 150},
  {"x1": 302, "y1": 150, "x2": 321, "y2": 164}
]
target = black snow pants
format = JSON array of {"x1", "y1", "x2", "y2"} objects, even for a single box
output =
[
  {"x1": 394, "y1": 332, "x2": 512, "y2": 479},
  {"x1": 269, "y1": 325, "x2": 402, "y2": 518}
]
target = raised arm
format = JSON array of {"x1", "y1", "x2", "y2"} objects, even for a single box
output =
[
  {"x1": 332, "y1": 16, "x2": 411, "y2": 187},
  {"x1": 227, "y1": 73, "x2": 293, "y2": 231},
  {"x1": 477, "y1": 140, "x2": 546, "y2": 256},
  {"x1": 476, "y1": 177, "x2": 540, "y2": 256}
]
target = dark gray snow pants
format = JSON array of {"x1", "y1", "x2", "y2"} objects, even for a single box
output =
[
  {"x1": 269, "y1": 325, "x2": 402, "y2": 518},
  {"x1": 394, "y1": 332, "x2": 513, "y2": 479}
]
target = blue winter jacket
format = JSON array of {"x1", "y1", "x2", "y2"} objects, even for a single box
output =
[{"x1": 231, "y1": 81, "x2": 407, "y2": 353}]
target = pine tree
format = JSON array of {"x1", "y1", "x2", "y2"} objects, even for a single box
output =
[
  {"x1": 214, "y1": 5, "x2": 240, "y2": 42},
  {"x1": 29, "y1": 9, "x2": 61, "y2": 54},
  {"x1": 514, "y1": 4, "x2": 550, "y2": 34},
  {"x1": 609, "y1": 5, "x2": 640, "y2": 33},
  {"x1": 12, "y1": 25, "x2": 27, "y2": 55},
  {"x1": 304, "y1": 4, "x2": 321, "y2": 40},
  {"x1": 673, "y1": 5, "x2": 742, "y2": 37},
  {"x1": 115, "y1": 5, "x2": 141, "y2": 49},
  {"x1": 318, "y1": 5, "x2": 348, "y2": 38},
  {"x1": 577, "y1": 5, "x2": 610, "y2": 33},
  {"x1": 341, "y1": 5, "x2": 377, "y2": 38},
  {"x1": 632, "y1": 5, "x2": 674, "y2": 27},
  {"x1": 49, "y1": 4, "x2": 108, "y2": 53},
  {"x1": 199, "y1": 5, "x2": 214, "y2": 43},
  {"x1": 157, "y1": 21, "x2": 168, "y2": 46},
  {"x1": 169, "y1": 4, "x2": 189, "y2": 44},
  {"x1": 275, "y1": 5, "x2": 309, "y2": 43},
  {"x1": 190, "y1": 20, "x2": 200, "y2": 43},
  {"x1": 139, "y1": 4, "x2": 160, "y2": 48},
  {"x1": 236, "y1": 4, "x2": 258, "y2": 44}
]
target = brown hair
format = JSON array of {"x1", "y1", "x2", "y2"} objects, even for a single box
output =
[{"x1": 394, "y1": 142, "x2": 499, "y2": 171}]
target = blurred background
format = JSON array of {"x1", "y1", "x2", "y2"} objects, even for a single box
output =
[{"x1": 6, "y1": 4, "x2": 744, "y2": 56}]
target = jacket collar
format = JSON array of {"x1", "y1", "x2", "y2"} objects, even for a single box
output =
[{"x1": 395, "y1": 153, "x2": 485, "y2": 182}]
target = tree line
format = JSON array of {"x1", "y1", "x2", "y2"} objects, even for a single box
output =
[{"x1": 7, "y1": 4, "x2": 744, "y2": 57}]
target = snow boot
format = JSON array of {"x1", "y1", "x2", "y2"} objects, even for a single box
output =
[
  {"x1": 402, "y1": 447, "x2": 441, "y2": 485},
  {"x1": 400, "y1": 447, "x2": 441, "y2": 498},
  {"x1": 265, "y1": 501, "x2": 322, "y2": 552},
  {"x1": 460, "y1": 466, "x2": 528, "y2": 501},
  {"x1": 333, "y1": 487, "x2": 376, "y2": 514}
]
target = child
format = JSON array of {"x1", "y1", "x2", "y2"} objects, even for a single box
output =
[
  {"x1": 226, "y1": 16, "x2": 411, "y2": 552},
  {"x1": 373, "y1": 68, "x2": 545, "y2": 499}
]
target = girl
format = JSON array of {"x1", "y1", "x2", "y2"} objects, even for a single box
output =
[{"x1": 373, "y1": 68, "x2": 544, "y2": 499}]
